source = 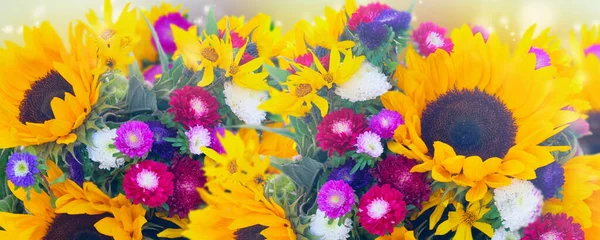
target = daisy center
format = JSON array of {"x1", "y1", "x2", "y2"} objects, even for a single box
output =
[
  {"x1": 529, "y1": 47, "x2": 551, "y2": 69},
  {"x1": 19, "y1": 70, "x2": 74, "y2": 124},
  {"x1": 100, "y1": 29, "x2": 116, "y2": 40},
  {"x1": 229, "y1": 63, "x2": 240, "y2": 75},
  {"x1": 201, "y1": 47, "x2": 219, "y2": 62},
  {"x1": 295, "y1": 84, "x2": 312, "y2": 98},
  {"x1": 189, "y1": 97, "x2": 208, "y2": 118},
  {"x1": 136, "y1": 170, "x2": 159, "y2": 190},
  {"x1": 420, "y1": 89, "x2": 516, "y2": 159},
  {"x1": 228, "y1": 160, "x2": 238, "y2": 174},
  {"x1": 13, "y1": 160, "x2": 30, "y2": 177},
  {"x1": 331, "y1": 120, "x2": 352, "y2": 135},
  {"x1": 540, "y1": 231, "x2": 564, "y2": 240},
  {"x1": 367, "y1": 198, "x2": 390, "y2": 220},
  {"x1": 323, "y1": 73, "x2": 334, "y2": 83},
  {"x1": 426, "y1": 32, "x2": 445, "y2": 48},
  {"x1": 462, "y1": 211, "x2": 477, "y2": 226},
  {"x1": 584, "y1": 44, "x2": 600, "y2": 59}
]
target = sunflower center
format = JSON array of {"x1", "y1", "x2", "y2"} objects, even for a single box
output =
[
  {"x1": 136, "y1": 169, "x2": 159, "y2": 190},
  {"x1": 420, "y1": 89, "x2": 516, "y2": 159},
  {"x1": 228, "y1": 160, "x2": 238, "y2": 174},
  {"x1": 230, "y1": 63, "x2": 240, "y2": 75},
  {"x1": 529, "y1": 47, "x2": 551, "y2": 69},
  {"x1": 13, "y1": 160, "x2": 29, "y2": 177},
  {"x1": 584, "y1": 44, "x2": 600, "y2": 59},
  {"x1": 19, "y1": 70, "x2": 74, "y2": 124},
  {"x1": 367, "y1": 198, "x2": 390, "y2": 220},
  {"x1": 462, "y1": 211, "x2": 477, "y2": 226},
  {"x1": 254, "y1": 174, "x2": 265, "y2": 185},
  {"x1": 295, "y1": 84, "x2": 312, "y2": 97},
  {"x1": 323, "y1": 73, "x2": 334, "y2": 83},
  {"x1": 426, "y1": 32, "x2": 444, "y2": 48},
  {"x1": 100, "y1": 29, "x2": 116, "y2": 40},
  {"x1": 234, "y1": 225, "x2": 268, "y2": 240},
  {"x1": 43, "y1": 213, "x2": 112, "y2": 240},
  {"x1": 201, "y1": 47, "x2": 219, "y2": 62}
]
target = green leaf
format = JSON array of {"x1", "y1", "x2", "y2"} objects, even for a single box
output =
[
  {"x1": 126, "y1": 75, "x2": 158, "y2": 113},
  {"x1": 142, "y1": 15, "x2": 170, "y2": 72},
  {"x1": 0, "y1": 195, "x2": 17, "y2": 213},
  {"x1": 204, "y1": 6, "x2": 218, "y2": 36},
  {"x1": 273, "y1": 157, "x2": 323, "y2": 191},
  {"x1": 49, "y1": 173, "x2": 68, "y2": 185},
  {"x1": 264, "y1": 64, "x2": 291, "y2": 83}
]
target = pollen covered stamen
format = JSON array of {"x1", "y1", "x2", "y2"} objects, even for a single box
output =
[
  {"x1": 201, "y1": 47, "x2": 219, "y2": 62},
  {"x1": 19, "y1": 70, "x2": 74, "y2": 124},
  {"x1": 229, "y1": 63, "x2": 240, "y2": 75},
  {"x1": 295, "y1": 84, "x2": 312, "y2": 97},
  {"x1": 462, "y1": 211, "x2": 477, "y2": 226},
  {"x1": 323, "y1": 73, "x2": 334, "y2": 83}
]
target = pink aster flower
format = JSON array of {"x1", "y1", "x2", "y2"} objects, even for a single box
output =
[
  {"x1": 167, "y1": 154, "x2": 207, "y2": 218},
  {"x1": 316, "y1": 108, "x2": 368, "y2": 156},
  {"x1": 370, "y1": 154, "x2": 430, "y2": 208},
  {"x1": 412, "y1": 22, "x2": 453, "y2": 56},
  {"x1": 168, "y1": 86, "x2": 220, "y2": 129},
  {"x1": 115, "y1": 120, "x2": 154, "y2": 158},
  {"x1": 355, "y1": 131, "x2": 383, "y2": 158},
  {"x1": 522, "y1": 213, "x2": 584, "y2": 240},
  {"x1": 317, "y1": 180, "x2": 355, "y2": 219},
  {"x1": 348, "y1": 3, "x2": 391, "y2": 31},
  {"x1": 358, "y1": 184, "x2": 407, "y2": 236},
  {"x1": 369, "y1": 109, "x2": 404, "y2": 139},
  {"x1": 219, "y1": 30, "x2": 247, "y2": 48},
  {"x1": 123, "y1": 160, "x2": 175, "y2": 207},
  {"x1": 153, "y1": 12, "x2": 194, "y2": 54}
]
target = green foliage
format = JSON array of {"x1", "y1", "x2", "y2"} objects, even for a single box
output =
[
  {"x1": 541, "y1": 128, "x2": 580, "y2": 164},
  {"x1": 126, "y1": 75, "x2": 158, "y2": 113},
  {"x1": 272, "y1": 157, "x2": 324, "y2": 193},
  {"x1": 152, "y1": 58, "x2": 198, "y2": 100},
  {"x1": 0, "y1": 149, "x2": 13, "y2": 198},
  {"x1": 349, "y1": 152, "x2": 380, "y2": 174},
  {"x1": 142, "y1": 15, "x2": 170, "y2": 72},
  {"x1": 204, "y1": 6, "x2": 219, "y2": 36}
]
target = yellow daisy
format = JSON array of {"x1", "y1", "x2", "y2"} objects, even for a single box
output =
[
  {"x1": 259, "y1": 74, "x2": 329, "y2": 117},
  {"x1": 292, "y1": 48, "x2": 364, "y2": 89},
  {"x1": 434, "y1": 194, "x2": 494, "y2": 240},
  {"x1": 224, "y1": 42, "x2": 270, "y2": 90},
  {"x1": 134, "y1": 2, "x2": 186, "y2": 64},
  {"x1": 382, "y1": 25, "x2": 579, "y2": 202},
  {"x1": 0, "y1": 161, "x2": 146, "y2": 239},
  {"x1": 296, "y1": 0, "x2": 356, "y2": 50},
  {"x1": 85, "y1": 0, "x2": 137, "y2": 45},
  {"x1": 571, "y1": 25, "x2": 600, "y2": 112},
  {"x1": 0, "y1": 22, "x2": 101, "y2": 148},
  {"x1": 417, "y1": 189, "x2": 456, "y2": 230},
  {"x1": 543, "y1": 154, "x2": 600, "y2": 237},
  {"x1": 183, "y1": 181, "x2": 296, "y2": 240}
]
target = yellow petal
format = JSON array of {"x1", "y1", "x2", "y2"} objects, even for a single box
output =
[
  {"x1": 473, "y1": 222, "x2": 494, "y2": 237},
  {"x1": 57, "y1": 133, "x2": 77, "y2": 145},
  {"x1": 441, "y1": 156, "x2": 465, "y2": 174},
  {"x1": 463, "y1": 156, "x2": 485, "y2": 181},
  {"x1": 498, "y1": 160, "x2": 525, "y2": 176},
  {"x1": 432, "y1": 165, "x2": 452, "y2": 182},
  {"x1": 483, "y1": 174, "x2": 512, "y2": 188},
  {"x1": 465, "y1": 181, "x2": 488, "y2": 202}
]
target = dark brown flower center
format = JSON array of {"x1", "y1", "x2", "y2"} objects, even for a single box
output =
[
  {"x1": 295, "y1": 84, "x2": 312, "y2": 98},
  {"x1": 201, "y1": 47, "x2": 219, "y2": 62},
  {"x1": 234, "y1": 225, "x2": 268, "y2": 240},
  {"x1": 43, "y1": 213, "x2": 112, "y2": 240},
  {"x1": 420, "y1": 89, "x2": 516, "y2": 159},
  {"x1": 19, "y1": 70, "x2": 74, "y2": 124}
]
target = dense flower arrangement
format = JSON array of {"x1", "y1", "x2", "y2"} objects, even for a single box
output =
[{"x1": 0, "y1": 0, "x2": 599, "y2": 239}]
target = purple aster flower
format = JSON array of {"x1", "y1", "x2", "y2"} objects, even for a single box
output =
[
  {"x1": 369, "y1": 109, "x2": 404, "y2": 139},
  {"x1": 185, "y1": 125, "x2": 212, "y2": 155},
  {"x1": 210, "y1": 126, "x2": 226, "y2": 154},
  {"x1": 143, "y1": 63, "x2": 172, "y2": 85},
  {"x1": 355, "y1": 131, "x2": 384, "y2": 158},
  {"x1": 153, "y1": 12, "x2": 194, "y2": 54},
  {"x1": 328, "y1": 160, "x2": 372, "y2": 189},
  {"x1": 115, "y1": 120, "x2": 154, "y2": 158},
  {"x1": 317, "y1": 180, "x2": 355, "y2": 218},
  {"x1": 147, "y1": 121, "x2": 177, "y2": 159},
  {"x1": 6, "y1": 152, "x2": 39, "y2": 187},
  {"x1": 374, "y1": 9, "x2": 411, "y2": 33},
  {"x1": 66, "y1": 150, "x2": 83, "y2": 186},
  {"x1": 529, "y1": 47, "x2": 551, "y2": 69},
  {"x1": 531, "y1": 161, "x2": 565, "y2": 199},
  {"x1": 357, "y1": 22, "x2": 389, "y2": 50}
]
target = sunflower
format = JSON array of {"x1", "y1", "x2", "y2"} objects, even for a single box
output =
[
  {"x1": 544, "y1": 154, "x2": 600, "y2": 237},
  {"x1": 171, "y1": 26, "x2": 233, "y2": 86},
  {"x1": 0, "y1": 161, "x2": 146, "y2": 239},
  {"x1": 134, "y1": 2, "x2": 186, "y2": 64},
  {"x1": 571, "y1": 25, "x2": 600, "y2": 112},
  {"x1": 382, "y1": 25, "x2": 579, "y2": 202},
  {"x1": 183, "y1": 181, "x2": 296, "y2": 240},
  {"x1": 0, "y1": 21, "x2": 101, "y2": 148}
]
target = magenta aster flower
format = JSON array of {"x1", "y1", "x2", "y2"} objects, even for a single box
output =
[
  {"x1": 412, "y1": 22, "x2": 453, "y2": 56},
  {"x1": 153, "y1": 12, "x2": 193, "y2": 54},
  {"x1": 529, "y1": 47, "x2": 552, "y2": 69},
  {"x1": 219, "y1": 30, "x2": 247, "y2": 48},
  {"x1": 168, "y1": 86, "x2": 220, "y2": 129},
  {"x1": 288, "y1": 53, "x2": 315, "y2": 73},
  {"x1": 317, "y1": 180, "x2": 355, "y2": 219},
  {"x1": 115, "y1": 120, "x2": 154, "y2": 158},
  {"x1": 123, "y1": 160, "x2": 174, "y2": 207},
  {"x1": 370, "y1": 154, "x2": 430, "y2": 208},
  {"x1": 210, "y1": 127, "x2": 226, "y2": 154},
  {"x1": 348, "y1": 3, "x2": 390, "y2": 31},
  {"x1": 369, "y1": 109, "x2": 404, "y2": 139},
  {"x1": 522, "y1": 213, "x2": 584, "y2": 240},
  {"x1": 167, "y1": 154, "x2": 207, "y2": 218},
  {"x1": 357, "y1": 184, "x2": 407, "y2": 236},
  {"x1": 316, "y1": 108, "x2": 367, "y2": 156},
  {"x1": 355, "y1": 131, "x2": 383, "y2": 158},
  {"x1": 143, "y1": 63, "x2": 172, "y2": 85},
  {"x1": 471, "y1": 25, "x2": 490, "y2": 42},
  {"x1": 585, "y1": 44, "x2": 600, "y2": 58}
]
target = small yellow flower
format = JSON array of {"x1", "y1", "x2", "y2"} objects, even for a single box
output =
[
  {"x1": 224, "y1": 42, "x2": 270, "y2": 90},
  {"x1": 291, "y1": 48, "x2": 364, "y2": 89},
  {"x1": 434, "y1": 198, "x2": 494, "y2": 240},
  {"x1": 259, "y1": 79, "x2": 329, "y2": 117}
]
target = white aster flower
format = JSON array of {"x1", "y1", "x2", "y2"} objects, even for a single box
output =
[
  {"x1": 334, "y1": 62, "x2": 391, "y2": 102},
  {"x1": 223, "y1": 81, "x2": 268, "y2": 124},
  {"x1": 491, "y1": 228, "x2": 521, "y2": 240},
  {"x1": 355, "y1": 131, "x2": 383, "y2": 158},
  {"x1": 185, "y1": 125, "x2": 211, "y2": 155},
  {"x1": 88, "y1": 128, "x2": 124, "y2": 170},
  {"x1": 493, "y1": 179, "x2": 543, "y2": 231},
  {"x1": 309, "y1": 209, "x2": 352, "y2": 240}
]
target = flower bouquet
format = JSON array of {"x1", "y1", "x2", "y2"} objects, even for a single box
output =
[{"x1": 0, "y1": 0, "x2": 599, "y2": 239}]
